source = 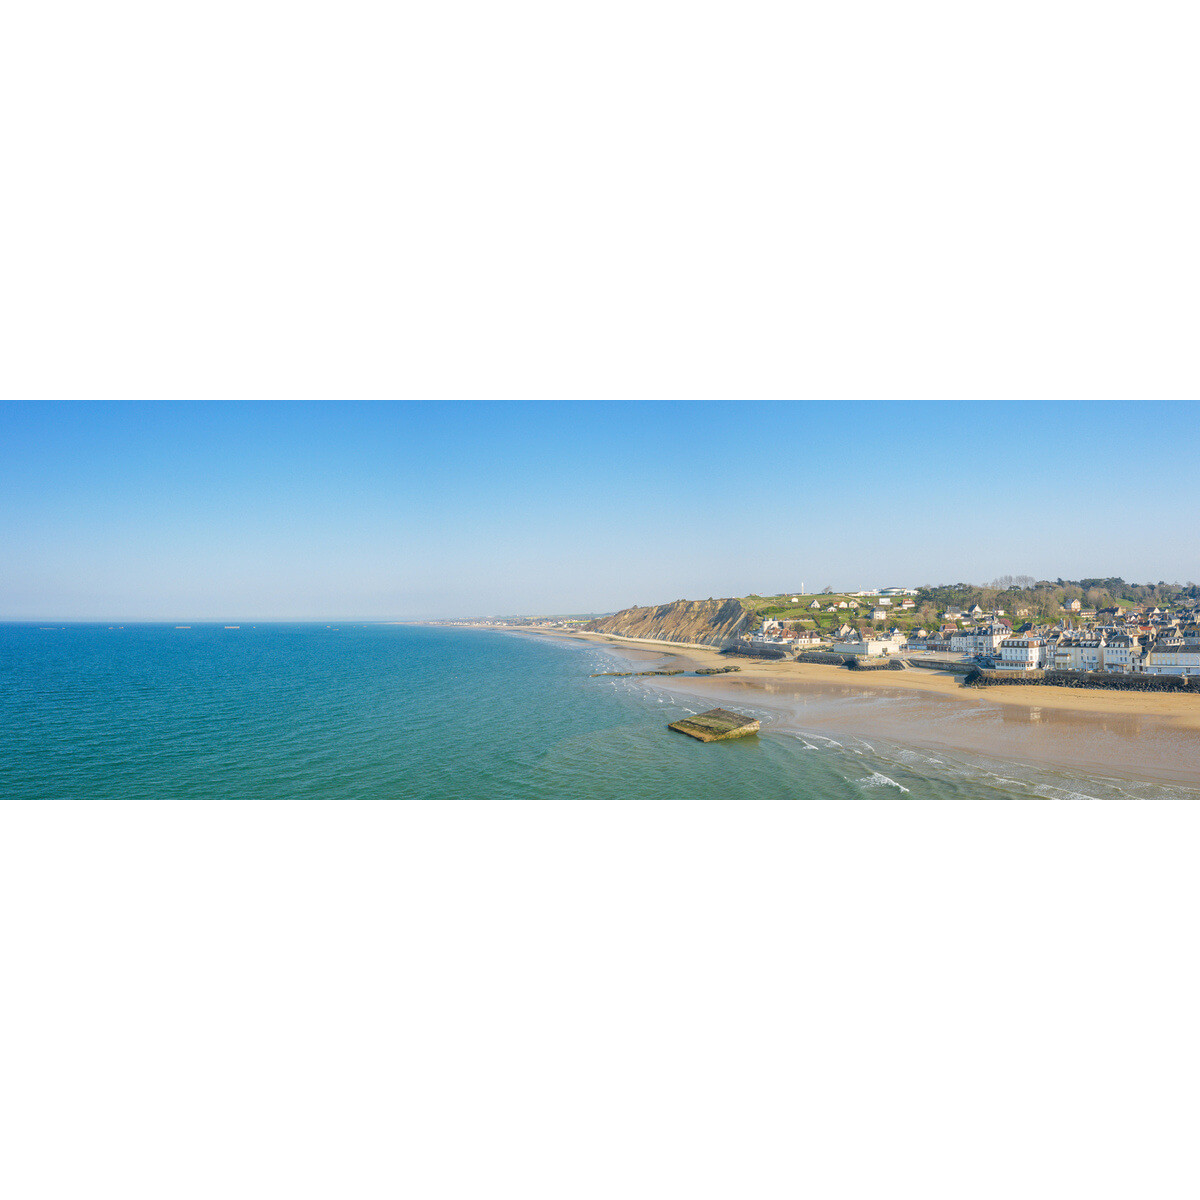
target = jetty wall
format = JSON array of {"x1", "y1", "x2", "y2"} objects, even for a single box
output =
[
  {"x1": 722, "y1": 644, "x2": 787, "y2": 660},
  {"x1": 906, "y1": 658, "x2": 976, "y2": 674}
]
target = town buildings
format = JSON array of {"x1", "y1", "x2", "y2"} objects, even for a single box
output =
[
  {"x1": 1102, "y1": 633, "x2": 1139, "y2": 672},
  {"x1": 1052, "y1": 636, "x2": 1106, "y2": 672},
  {"x1": 750, "y1": 588, "x2": 1200, "y2": 677},
  {"x1": 991, "y1": 605, "x2": 1200, "y2": 676},
  {"x1": 950, "y1": 624, "x2": 1008, "y2": 656},
  {"x1": 1143, "y1": 643, "x2": 1200, "y2": 676}
]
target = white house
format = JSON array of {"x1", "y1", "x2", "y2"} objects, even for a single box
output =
[
  {"x1": 870, "y1": 607, "x2": 888, "y2": 621},
  {"x1": 997, "y1": 637, "x2": 1047, "y2": 670}
]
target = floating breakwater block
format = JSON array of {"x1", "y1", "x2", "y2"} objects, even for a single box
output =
[{"x1": 668, "y1": 708, "x2": 761, "y2": 742}]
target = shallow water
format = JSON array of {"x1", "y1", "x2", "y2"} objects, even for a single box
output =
[
  {"x1": 1, "y1": 624, "x2": 1194, "y2": 799},
  {"x1": 653, "y1": 670, "x2": 1200, "y2": 791}
]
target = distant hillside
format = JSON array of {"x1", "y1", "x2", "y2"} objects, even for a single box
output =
[{"x1": 584, "y1": 598, "x2": 751, "y2": 647}]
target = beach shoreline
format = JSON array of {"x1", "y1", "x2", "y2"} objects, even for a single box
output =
[{"x1": 501, "y1": 626, "x2": 1200, "y2": 788}]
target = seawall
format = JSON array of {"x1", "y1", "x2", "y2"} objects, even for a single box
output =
[
  {"x1": 966, "y1": 668, "x2": 1199, "y2": 692},
  {"x1": 906, "y1": 658, "x2": 975, "y2": 674},
  {"x1": 586, "y1": 631, "x2": 731, "y2": 652}
]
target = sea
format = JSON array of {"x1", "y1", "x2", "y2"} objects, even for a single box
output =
[{"x1": 0, "y1": 623, "x2": 1193, "y2": 800}]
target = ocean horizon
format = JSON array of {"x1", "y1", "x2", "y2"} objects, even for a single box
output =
[{"x1": 3, "y1": 622, "x2": 1193, "y2": 800}]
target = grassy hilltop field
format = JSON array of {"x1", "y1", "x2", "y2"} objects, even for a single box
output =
[{"x1": 739, "y1": 592, "x2": 919, "y2": 635}]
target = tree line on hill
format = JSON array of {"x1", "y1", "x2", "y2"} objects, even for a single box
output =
[{"x1": 914, "y1": 578, "x2": 1199, "y2": 624}]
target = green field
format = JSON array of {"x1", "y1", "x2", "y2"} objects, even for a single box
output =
[{"x1": 741, "y1": 593, "x2": 926, "y2": 633}]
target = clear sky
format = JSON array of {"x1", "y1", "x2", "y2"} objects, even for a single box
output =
[{"x1": 2, "y1": 400, "x2": 1196, "y2": 621}]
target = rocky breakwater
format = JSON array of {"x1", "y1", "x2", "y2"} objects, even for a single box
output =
[
  {"x1": 590, "y1": 669, "x2": 686, "y2": 678},
  {"x1": 584, "y1": 598, "x2": 751, "y2": 648},
  {"x1": 965, "y1": 668, "x2": 1200, "y2": 692},
  {"x1": 591, "y1": 665, "x2": 740, "y2": 678}
]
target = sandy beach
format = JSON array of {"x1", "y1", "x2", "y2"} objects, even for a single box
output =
[{"x1": 508, "y1": 628, "x2": 1200, "y2": 788}]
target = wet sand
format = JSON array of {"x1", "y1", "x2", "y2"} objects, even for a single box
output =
[{"x1": 513, "y1": 628, "x2": 1200, "y2": 788}]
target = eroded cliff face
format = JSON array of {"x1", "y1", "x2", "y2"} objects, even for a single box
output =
[{"x1": 584, "y1": 598, "x2": 751, "y2": 647}]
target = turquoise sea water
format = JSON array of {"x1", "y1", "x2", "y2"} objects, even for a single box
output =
[{"x1": 0, "y1": 623, "x2": 1191, "y2": 799}]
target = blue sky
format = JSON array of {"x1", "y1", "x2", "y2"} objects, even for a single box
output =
[{"x1": 1, "y1": 401, "x2": 1196, "y2": 620}]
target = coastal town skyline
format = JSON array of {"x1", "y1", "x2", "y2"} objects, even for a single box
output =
[
  {"x1": 3, "y1": 400, "x2": 1197, "y2": 622},
  {"x1": 437, "y1": 578, "x2": 1200, "y2": 678}
]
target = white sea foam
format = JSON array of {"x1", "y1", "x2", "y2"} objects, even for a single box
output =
[
  {"x1": 983, "y1": 772, "x2": 1025, "y2": 789},
  {"x1": 1032, "y1": 783, "x2": 1104, "y2": 801},
  {"x1": 858, "y1": 772, "x2": 910, "y2": 793}
]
